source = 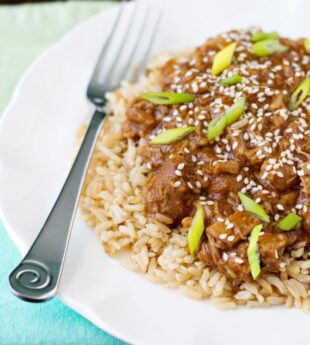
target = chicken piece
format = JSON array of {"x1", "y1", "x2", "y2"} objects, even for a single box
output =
[
  {"x1": 144, "y1": 159, "x2": 196, "y2": 222},
  {"x1": 274, "y1": 190, "x2": 299, "y2": 213},
  {"x1": 198, "y1": 237, "x2": 221, "y2": 267},
  {"x1": 270, "y1": 94, "x2": 285, "y2": 110},
  {"x1": 123, "y1": 98, "x2": 159, "y2": 139},
  {"x1": 213, "y1": 160, "x2": 241, "y2": 175},
  {"x1": 258, "y1": 233, "x2": 287, "y2": 272},
  {"x1": 260, "y1": 156, "x2": 298, "y2": 192},
  {"x1": 217, "y1": 242, "x2": 250, "y2": 281},
  {"x1": 206, "y1": 211, "x2": 261, "y2": 249},
  {"x1": 300, "y1": 163, "x2": 310, "y2": 195},
  {"x1": 297, "y1": 191, "x2": 310, "y2": 235},
  {"x1": 208, "y1": 174, "x2": 241, "y2": 194}
]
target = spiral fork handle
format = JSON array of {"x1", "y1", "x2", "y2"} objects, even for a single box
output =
[{"x1": 9, "y1": 260, "x2": 55, "y2": 302}]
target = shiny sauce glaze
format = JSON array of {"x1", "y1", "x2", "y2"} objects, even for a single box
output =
[{"x1": 123, "y1": 29, "x2": 310, "y2": 281}]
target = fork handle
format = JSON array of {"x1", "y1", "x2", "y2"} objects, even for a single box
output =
[{"x1": 9, "y1": 109, "x2": 105, "y2": 302}]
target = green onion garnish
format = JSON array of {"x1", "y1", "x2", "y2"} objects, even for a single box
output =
[
  {"x1": 252, "y1": 39, "x2": 288, "y2": 57},
  {"x1": 247, "y1": 224, "x2": 263, "y2": 280},
  {"x1": 288, "y1": 77, "x2": 310, "y2": 111},
  {"x1": 238, "y1": 192, "x2": 270, "y2": 223},
  {"x1": 219, "y1": 74, "x2": 243, "y2": 85},
  {"x1": 251, "y1": 31, "x2": 279, "y2": 43},
  {"x1": 277, "y1": 213, "x2": 301, "y2": 231},
  {"x1": 150, "y1": 127, "x2": 197, "y2": 145},
  {"x1": 305, "y1": 40, "x2": 310, "y2": 53},
  {"x1": 188, "y1": 205, "x2": 205, "y2": 255},
  {"x1": 207, "y1": 97, "x2": 246, "y2": 141},
  {"x1": 211, "y1": 42, "x2": 237, "y2": 76},
  {"x1": 140, "y1": 92, "x2": 195, "y2": 105}
]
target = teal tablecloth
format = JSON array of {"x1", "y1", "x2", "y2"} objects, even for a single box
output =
[{"x1": 0, "y1": 2, "x2": 125, "y2": 344}]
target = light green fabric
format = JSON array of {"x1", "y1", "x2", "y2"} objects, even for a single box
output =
[
  {"x1": 0, "y1": 2, "x2": 126, "y2": 344},
  {"x1": 0, "y1": 1, "x2": 113, "y2": 113}
]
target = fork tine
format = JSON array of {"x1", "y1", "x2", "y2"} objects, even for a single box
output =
[
  {"x1": 104, "y1": 0, "x2": 140, "y2": 85},
  {"x1": 88, "y1": 2, "x2": 125, "y2": 87},
  {"x1": 118, "y1": 6, "x2": 151, "y2": 82},
  {"x1": 89, "y1": 1, "x2": 163, "y2": 97},
  {"x1": 135, "y1": 9, "x2": 163, "y2": 81}
]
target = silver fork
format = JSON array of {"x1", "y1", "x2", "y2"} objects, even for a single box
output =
[{"x1": 9, "y1": 1, "x2": 161, "y2": 303}]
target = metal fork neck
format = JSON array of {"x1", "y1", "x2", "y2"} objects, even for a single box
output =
[{"x1": 9, "y1": 109, "x2": 106, "y2": 302}]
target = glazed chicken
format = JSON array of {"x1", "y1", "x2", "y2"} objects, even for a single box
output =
[{"x1": 123, "y1": 29, "x2": 310, "y2": 281}]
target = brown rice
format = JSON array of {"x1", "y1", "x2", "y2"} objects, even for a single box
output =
[{"x1": 79, "y1": 52, "x2": 310, "y2": 311}]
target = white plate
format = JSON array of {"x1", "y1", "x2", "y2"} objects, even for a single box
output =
[{"x1": 0, "y1": 1, "x2": 309, "y2": 344}]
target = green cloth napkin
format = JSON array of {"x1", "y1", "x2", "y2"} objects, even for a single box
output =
[{"x1": 0, "y1": 2, "x2": 126, "y2": 344}]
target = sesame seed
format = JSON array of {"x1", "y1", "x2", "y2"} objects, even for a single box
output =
[
  {"x1": 219, "y1": 233, "x2": 227, "y2": 240},
  {"x1": 235, "y1": 258, "x2": 244, "y2": 264},
  {"x1": 174, "y1": 181, "x2": 181, "y2": 188},
  {"x1": 214, "y1": 145, "x2": 222, "y2": 154},
  {"x1": 226, "y1": 223, "x2": 234, "y2": 230},
  {"x1": 187, "y1": 182, "x2": 193, "y2": 189},
  {"x1": 227, "y1": 235, "x2": 235, "y2": 242},
  {"x1": 196, "y1": 181, "x2": 202, "y2": 188},
  {"x1": 163, "y1": 116, "x2": 172, "y2": 122},
  {"x1": 297, "y1": 170, "x2": 305, "y2": 177},
  {"x1": 276, "y1": 204, "x2": 284, "y2": 211},
  {"x1": 237, "y1": 205, "x2": 244, "y2": 211},
  {"x1": 177, "y1": 163, "x2": 185, "y2": 170},
  {"x1": 175, "y1": 170, "x2": 182, "y2": 176},
  {"x1": 236, "y1": 175, "x2": 243, "y2": 182}
]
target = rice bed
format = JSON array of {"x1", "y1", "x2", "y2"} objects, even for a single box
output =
[{"x1": 79, "y1": 57, "x2": 310, "y2": 312}]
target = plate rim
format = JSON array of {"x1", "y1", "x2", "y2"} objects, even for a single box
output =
[{"x1": 1, "y1": 2, "x2": 310, "y2": 345}]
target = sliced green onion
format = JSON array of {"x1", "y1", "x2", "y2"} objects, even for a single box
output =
[
  {"x1": 305, "y1": 40, "x2": 310, "y2": 53},
  {"x1": 150, "y1": 127, "x2": 197, "y2": 145},
  {"x1": 219, "y1": 74, "x2": 243, "y2": 85},
  {"x1": 251, "y1": 31, "x2": 279, "y2": 42},
  {"x1": 141, "y1": 92, "x2": 195, "y2": 105},
  {"x1": 238, "y1": 192, "x2": 270, "y2": 223},
  {"x1": 288, "y1": 77, "x2": 310, "y2": 111},
  {"x1": 211, "y1": 42, "x2": 237, "y2": 76},
  {"x1": 277, "y1": 213, "x2": 301, "y2": 231},
  {"x1": 252, "y1": 39, "x2": 288, "y2": 57},
  {"x1": 207, "y1": 97, "x2": 246, "y2": 141},
  {"x1": 188, "y1": 205, "x2": 205, "y2": 255},
  {"x1": 247, "y1": 224, "x2": 263, "y2": 280}
]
